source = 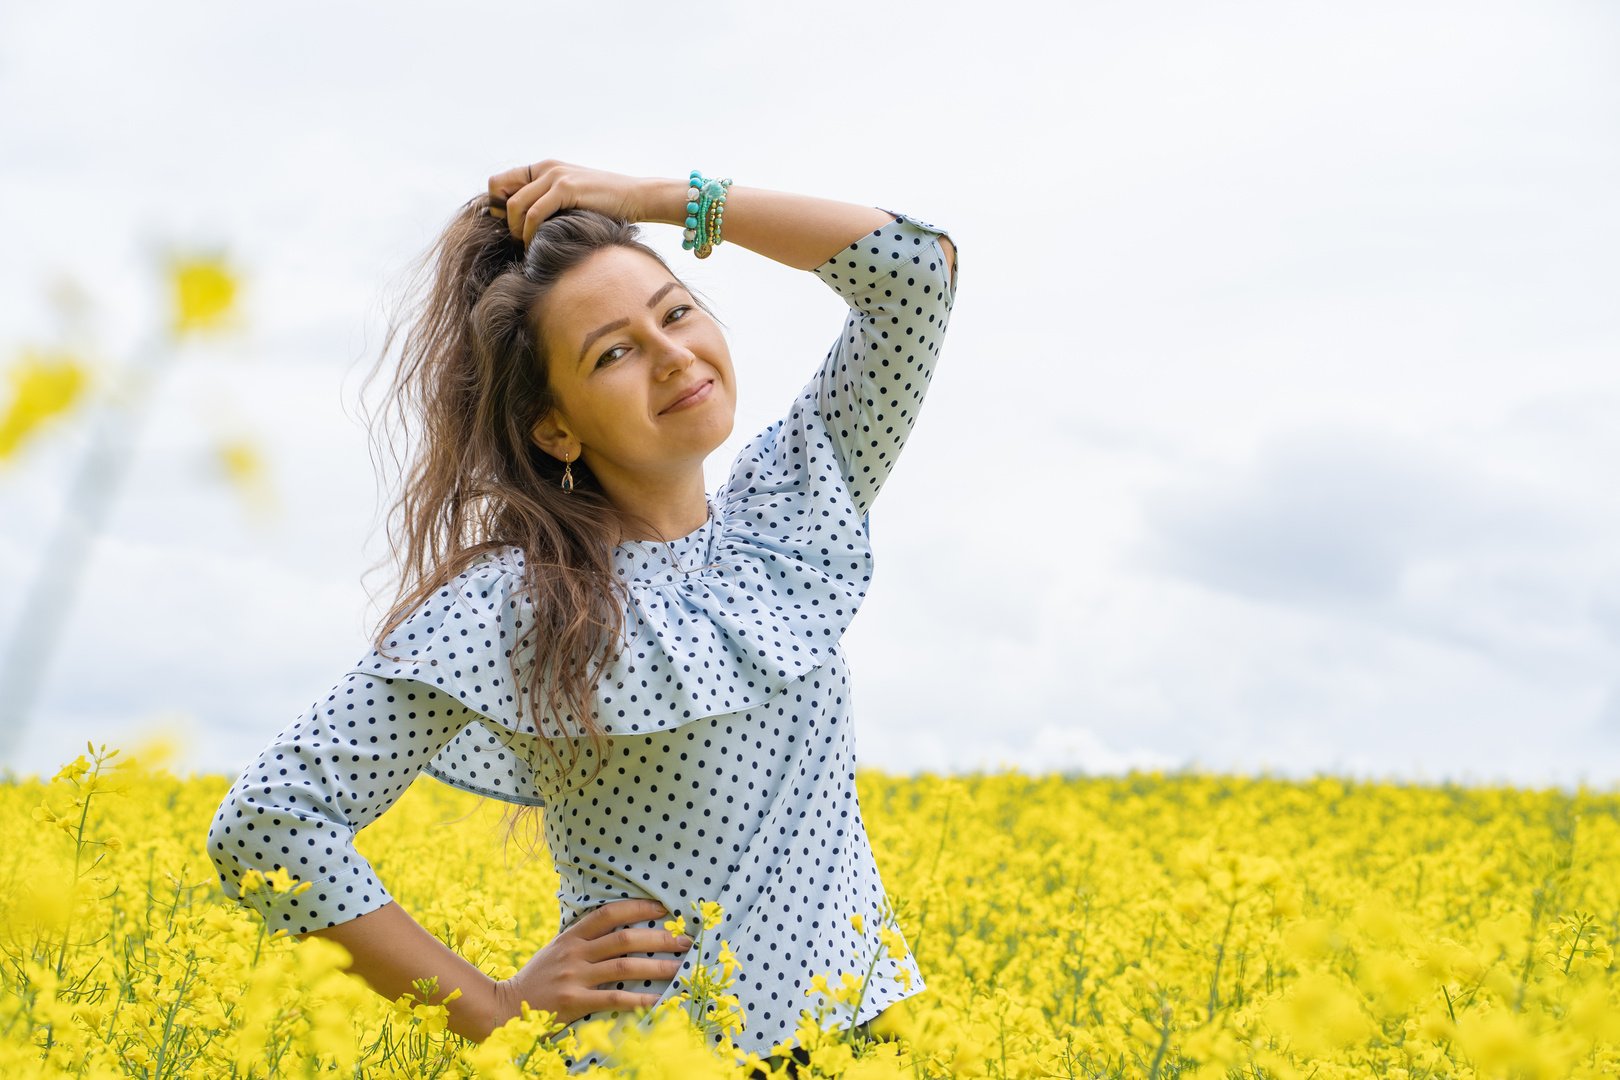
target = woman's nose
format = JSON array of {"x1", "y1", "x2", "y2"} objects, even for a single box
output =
[{"x1": 651, "y1": 335, "x2": 696, "y2": 379}]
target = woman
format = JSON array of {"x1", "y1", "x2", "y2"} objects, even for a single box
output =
[{"x1": 206, "y1": 161, "x2": 956, "y2": 1059}]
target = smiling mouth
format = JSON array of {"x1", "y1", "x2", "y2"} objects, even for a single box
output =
[{"x1": 660, "y1": 379, "x2": 715, "y2": 415}]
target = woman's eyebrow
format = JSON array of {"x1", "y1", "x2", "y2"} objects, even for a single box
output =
[
  {"x1": 646, "y1": 281, "x2": 681, "y2": 308},
  {"x1": 578, "y1": 318, "x2": 630, "y2": 365},
  {"x1": 576, "y1": 283, "x2": 685, "y2": 365}
]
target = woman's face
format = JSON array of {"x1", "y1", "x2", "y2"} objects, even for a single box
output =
[{"x1": 533, "y1": 246, "x2": 736, "y2": 488}]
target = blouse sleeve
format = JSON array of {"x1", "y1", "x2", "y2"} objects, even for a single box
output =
[
  {"x1": 206, "y1": 674, "x2": 478, "y2": 933},
  {"x1": 808, "y1": 213, "x2": 956, "y2": 517}
]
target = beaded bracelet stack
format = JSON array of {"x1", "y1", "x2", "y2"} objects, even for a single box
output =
[{"x1": 681, "y1": 170, "x2": 732, "y2": 259}]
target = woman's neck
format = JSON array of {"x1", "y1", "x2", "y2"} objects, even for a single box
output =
[{"x1": 596, "y1": 465, "x2": 711, "y2": 543}]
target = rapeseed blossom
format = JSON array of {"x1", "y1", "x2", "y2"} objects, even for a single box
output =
[
  {"x1": 4, "y1": 747, "x2": 1620, "y2": 1077},
  {"x1": 0, "y1": 351, "x2": 86, "y2": 460},
  {"x1": 168, "y1": 255, "x2": 238, "y2": 335}
]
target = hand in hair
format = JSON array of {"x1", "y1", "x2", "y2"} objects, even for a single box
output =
[
  {"x1": 489, "y1": 160, "x2": 678, "y2": 244},
  {"x1": 487, "y1": 161, "x2": 913, "y2": 272}
]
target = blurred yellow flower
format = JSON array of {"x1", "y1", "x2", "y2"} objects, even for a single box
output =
[
  {"x1": 261, "y1": 866, "x2": 311, "y2": 896},
  {"x1": 572, "y1": 1017, "x2": 616, "y2": 1056},
  {"x1": 1266, "y1": 973, "x2": 1372, "y2": 1056},
  {"x1": 216, "y1": 438, "x2": 263, "y2": 485},
  {"x1": 0, "y1": 350, "x2": 87, "y2": 460},
  {"x1": 169, "y1": 254, "x2": 238, "y2": 335},
  {"x1": 51, "y1": 753, "x2": 92, "y2": 784},
  {"x1": 1457, "y1": 1008, "x2": 1531, "y2": 1074},
  {"x1": 212, "y1": 434, "x2": 278, "y2": 518}
]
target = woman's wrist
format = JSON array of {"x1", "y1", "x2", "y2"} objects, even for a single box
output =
[
  {"x1": 633, "y1": 176, "x2": 692, "y2": 227},
  {"x1": 450, "y1": 972, "x2": 515, "y2": 1043},
  {"x1": 481, "y1": 977, "x2": 519, "y2": 1034}
]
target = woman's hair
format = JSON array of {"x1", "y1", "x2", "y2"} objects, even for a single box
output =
[{"x1": 367, "y1": 196, "x2": 681, "y2": 784}]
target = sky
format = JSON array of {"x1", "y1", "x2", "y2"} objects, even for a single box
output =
[{"x1": 2, "y1": 0, "x2": 1618, "y2": 784}]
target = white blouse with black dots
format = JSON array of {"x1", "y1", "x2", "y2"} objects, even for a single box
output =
[{"x1": 208, "y1": 214, "x2": 955, "y2": 1056}]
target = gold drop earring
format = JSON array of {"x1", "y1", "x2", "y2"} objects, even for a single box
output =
[{"x1": 560, "y1": 451, "x2": 575, "y2": 493}]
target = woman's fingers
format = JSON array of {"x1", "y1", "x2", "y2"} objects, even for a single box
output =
[
  {"x1": 589, "y1": 955, "x2": 685, "y2": 984},
  {"x1": 496, "y1": 161, "x2": 572, "y2": 243},
  {"x1": 487, "y1": 161, "x2": 547, "y2": 220},
  {"x1": 498, "y1": 176, "x2": 565, "y2": 244},
  {"x1": 531, "y1": 985, "x2": 663, "y2": 1028},
  {"x1": 494, "y1": 898, "x2": 690, "y2": 1031},
  {"x1": 584, "y1": 989, "x2": 665, "y2": 1015},
  {"x1": 583, "y1": 926, "x2": 692, "y2": 963},
  {"x1": 500, "y1": 172, "x2": 553, "y2": 239},
  {"x1": 485, "y1": 160, "x2": 647, "y2": 239},
  {"x1": 519, "y1": 183, "x2": 568, "y2": 245},
  {"x1": 569, "y1": 898, "x2": 670, "y2": 940}
]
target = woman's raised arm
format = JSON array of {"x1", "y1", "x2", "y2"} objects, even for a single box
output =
[{"x1": 488, "y1": 160, "x2": 954, "y2": 275}]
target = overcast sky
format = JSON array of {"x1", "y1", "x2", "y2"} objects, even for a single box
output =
[{"x1": 2, "y1": 0, "x2": 1618, "y2": 784}]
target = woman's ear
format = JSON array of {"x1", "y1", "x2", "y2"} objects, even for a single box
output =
[{"x1": 530, "y1": 411, "x2": 577, "y2": 463}]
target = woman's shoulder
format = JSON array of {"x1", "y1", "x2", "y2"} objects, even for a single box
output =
[
  {"x1": 354, "y1": 547, "x2": 529, "y2": 720},
  {"x1": 381, "y1": 548, "x2": 529, "y2": 641},
  {"x1": 461, "y1": 545, "x2": 526, "y2": 587}
]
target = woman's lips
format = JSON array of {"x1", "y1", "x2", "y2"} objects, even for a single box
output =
[{"x1": 660, "y1": 379, "x2": 714, "y2": 415}]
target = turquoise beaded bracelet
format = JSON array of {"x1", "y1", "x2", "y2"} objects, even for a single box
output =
[{"x1": 681, "y1": 170, "x2": 732, "y2": 259}]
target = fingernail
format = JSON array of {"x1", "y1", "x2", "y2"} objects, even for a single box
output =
[{"x1": 676, "y1": 936, "x2": 693, "y2": 949}]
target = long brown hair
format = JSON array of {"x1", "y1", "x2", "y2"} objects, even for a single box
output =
[{"x1": 366, "y1": 196, "x2": 682, "y2": 777}]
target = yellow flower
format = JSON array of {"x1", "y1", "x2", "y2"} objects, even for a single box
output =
[
  {"x1": 850, "y1": 913, "x2": 865, "y2": 936},
  {"x1": 1456, "y1": 1009, "x2": 1531, "y2": 1075},
  {"x1": 572, "y1": 1018, "x2": 616, "y2": 1056},
  {"x1": 388, "y1": 993, "x2": 417, "y2": 1024},
  {"x1": 52, "y1": 754, "x2": 92, "y2": 784},
  {"x1": 215, "y1": 437, "x2": 276, "y2": 514},
  {"x1": 663, "y1": 912, "x2": 687, "y2": 938},
  {"x1": 718, "y1": 939, "x2": 740, "y2": 979},
  {"x1": 170, "y1": 255, "x2": 238, "y2": 335},
  {"x1": 0, "y1": 351, "x2": 86, "y2": 461},
  {"x1": 9, "y1": 744, "x2": 1620, "y2": 1079},
  {"x1": 102, "y1": 836, "x2": 123, "y2": 852},
  {"x1": 260, "y1": 866, "x2": 310, "y2": 896},
  {"x1": 700, "y1": 899, "x2": 723, "y2": 930},
  {"x1": 1265, "y1": 973, "x2": 1371, "y2": 1055}
]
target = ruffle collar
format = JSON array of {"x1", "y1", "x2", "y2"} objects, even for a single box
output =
[{"x1": 349, "y1": 406, "x2": 874, "y2": 798}]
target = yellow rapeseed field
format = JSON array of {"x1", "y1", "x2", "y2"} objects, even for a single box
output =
[{"x1": 4, "y1": 743, "x2": 1620, "y2": 1078}]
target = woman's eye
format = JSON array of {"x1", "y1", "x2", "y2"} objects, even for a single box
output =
[
  {"x1": 596, "y1": 345, "x2": 629, "y2": 369},
  {"x1": 665, "y1": 304, "x2": 692, "y2": 324}
]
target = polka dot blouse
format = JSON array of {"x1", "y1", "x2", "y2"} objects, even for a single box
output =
[{"x1": 207, "y1": 214, "x2": 956, "y2": 1055}]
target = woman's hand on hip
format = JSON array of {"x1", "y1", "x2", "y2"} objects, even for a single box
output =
[
  {"x1": 488, "y1": 161, "x2": 686, "y2": 244},
  {"x1": 492, "y1": 898, "x2": 691, "y2": 1028}
]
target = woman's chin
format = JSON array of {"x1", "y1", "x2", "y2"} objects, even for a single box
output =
[{"x1": 677, "y1": 410, "x2": 736, "y2": 457}]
